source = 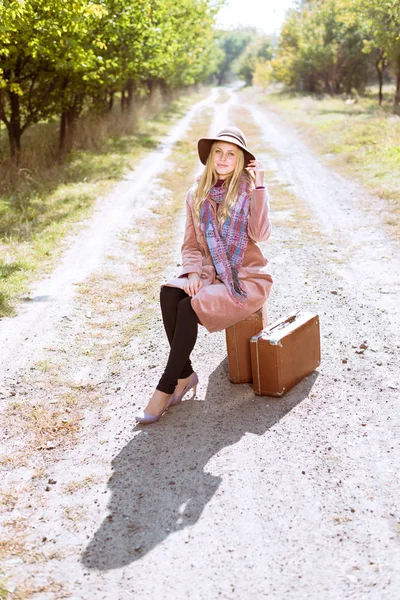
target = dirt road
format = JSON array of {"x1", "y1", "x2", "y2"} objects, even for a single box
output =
[{"x1": 1, "y1": 87, "x2": 399, "y2": 599}]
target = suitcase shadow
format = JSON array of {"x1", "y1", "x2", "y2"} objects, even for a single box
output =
[{"x1": 82, "y1": 358, "x2": 318, "y2": 571}]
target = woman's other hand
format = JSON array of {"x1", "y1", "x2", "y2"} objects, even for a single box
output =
[
  {"x1": 247, "y1": 159, "x2": 264, "y2": 187},
  {"x1": 184, "y1": 273, "x2": 203, "y2": 297}
]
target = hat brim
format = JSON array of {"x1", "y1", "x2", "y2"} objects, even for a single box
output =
[{"x1": 198, "y1": 136, "x2": 255, "y2": 167}]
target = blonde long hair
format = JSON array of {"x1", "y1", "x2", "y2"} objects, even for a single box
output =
[{"x1": 193, "y1": 142, "x2": 254, "y2": 227}]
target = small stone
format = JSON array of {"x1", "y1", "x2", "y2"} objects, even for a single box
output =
[
  {"x1": 360, "y1": 342, "x2": 368, "y2": 350},
  {"x1": 48, "y1": 478, "x2": 57, "y2": 485},
  {"x1": 330, "y1": 290, "x2": 338, "y2": 295}
]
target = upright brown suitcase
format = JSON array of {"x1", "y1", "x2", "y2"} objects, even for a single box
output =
[
  {"x1": 250, "y1": 311, "x2": 320, "y2": 396},
  {"x1": 225, "y1": 304, "x2": 267, "y2": 383}
]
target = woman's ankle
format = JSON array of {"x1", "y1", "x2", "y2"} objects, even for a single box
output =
[{"x1": 144, "y1": 389, "x2": 171, "y2": 414}]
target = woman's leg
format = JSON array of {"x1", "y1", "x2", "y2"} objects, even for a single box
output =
[
  {"x1": 157, "y1": 295, "x2": 198, "y2": 393},
  {"x1": 159, "y1": 286, "x2": 195, "y2": 380},
  {"x1": 141, "y1": 289, "x2": 198, "y2": 416}
]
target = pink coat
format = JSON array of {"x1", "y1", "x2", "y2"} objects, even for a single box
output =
[{"x1": 165, "y1": 185, "x2": 273, "y2": 333}]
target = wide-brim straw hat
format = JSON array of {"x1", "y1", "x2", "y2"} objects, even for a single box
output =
[{"x1": 197, "y1": 126, "x2": 256, "y2": 167}]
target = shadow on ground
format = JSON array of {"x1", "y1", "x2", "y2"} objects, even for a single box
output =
[{"x1": 82, "y1": 359, "x2": 318, "y2": 570}]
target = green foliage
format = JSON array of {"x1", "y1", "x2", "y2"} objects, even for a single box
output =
[
  {"x1": 214, "y1": 28, "x2": 254, "y2": 84},
  {"x1": 0, "y1": 0, "x2": 223, "y2": 160},
  {"x1": 273, "y1": 0, "x2": 373, "y2": 94},
  {"x1": 355, "y1": 0, "x2": 400, "y2": 107},
  {"x1": 253, "y1": 60, "x2": 273, "y2": 91},
  {"x1": 235, "y1": 35, "x2": 274, "y2": 86},
  {"x1": 273, "y1": 0, "x2": 400, "y2": 108}
]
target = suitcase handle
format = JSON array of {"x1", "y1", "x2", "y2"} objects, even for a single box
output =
[{"x1": 267, "y1": 311, "x2": 300, "y2": 334}]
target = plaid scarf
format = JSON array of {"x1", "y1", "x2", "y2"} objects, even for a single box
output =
[{"x1": 200, "y1": 174, "x2": 252, "y2": 307}]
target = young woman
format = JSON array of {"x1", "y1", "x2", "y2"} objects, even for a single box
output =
[{"x1": 135, "y1": 126, "x2": 272, "y2": 424}]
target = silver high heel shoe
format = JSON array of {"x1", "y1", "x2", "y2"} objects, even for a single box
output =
[
  {"x1": 135, "y1": 394, "x2": 174, "y2": 425},
  {"x1": 170, "y1": 372, "x2": 198, "y2": 407}
]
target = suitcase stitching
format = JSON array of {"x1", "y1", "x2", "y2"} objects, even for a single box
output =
[
  {"x1": 233, "y1": 324, "x2": 240, "y2": 382},
  {"x1": 255, "y1": 337, "x2": 261, "y2": 394}
]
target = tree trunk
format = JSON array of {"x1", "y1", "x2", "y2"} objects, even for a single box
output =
[
  {"x1": 58, "y1": 78, "x2": 70, "y2": 161},
  {"x1": 65, "y1": 106, "x2": 77, "y2": 152},
  {"x1": 394, "y1": 67, "x2": 400, "y2": 113},
  {"x1": 375, "y1": 50, "x2": 386, "y2": 106},
  {"x1": 126, "y1": 79, "x2": 134, "y2": 111},
  {"x1": 6, "y1": 89, "x2": 22, "y2": 163},
  {"x1": 120, "y1": 89, "x2": 127, "y2": 113},
  {"x1": 58, "y1": 94, "x2": 82, "y2": 160},
  {"x1": 305, "y1": 74, "x2": 316, "y2": 93},
  {"x1": 376, "y1": 63, "x2": 383, "y2": 106},
  {"x1": 108, "y1": 90, "x2": 114, "y2": 112},
  {"x1": 58, "y1": 110, "x2": 68, "y2": 161},
  {"x1": 58, "y1": 108, "x2": 75, "y2": 159}
]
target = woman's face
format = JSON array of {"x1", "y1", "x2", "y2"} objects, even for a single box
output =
[{"x1": 212, "y1": 142, "x2": 239, "y2": 180}]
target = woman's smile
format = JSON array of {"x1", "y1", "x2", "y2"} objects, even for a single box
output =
[{"x1": 213, "y1": 141, "x2": 238, "y2": 179}]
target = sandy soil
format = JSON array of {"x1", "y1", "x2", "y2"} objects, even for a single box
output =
[{"x1": 1, "y1": 87, "x2": 399, "y2": 600}]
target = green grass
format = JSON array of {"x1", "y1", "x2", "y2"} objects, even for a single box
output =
[
  {"x1": 244, "y1": 86, "x2": 400, "y2": 236},
  {"x1": 0, "y1": 581, "x2": 9, "y2": 599},
  {"x1": 0, "y1": 88, "x2": 206, "y2": 317}
]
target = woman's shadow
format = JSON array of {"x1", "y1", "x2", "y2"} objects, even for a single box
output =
[{"x1": 82, "y1": 359, "x2": 318, "y2": 571}]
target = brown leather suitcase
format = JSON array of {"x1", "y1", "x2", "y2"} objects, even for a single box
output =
[
  {"x1": 225, "y1": 304, "x2": 267, "y2": 383},
  {"x1": 250, "y1": 311, "x2": 320, "y2": 396}
]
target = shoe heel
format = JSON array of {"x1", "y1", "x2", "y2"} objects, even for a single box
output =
[{"x1": 170, "y1": 372, "x2": 198, "y2": 407}]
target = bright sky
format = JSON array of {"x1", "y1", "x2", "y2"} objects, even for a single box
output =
[{"x1": 216, "y1": 0, "x2": 298, "y2": 36}]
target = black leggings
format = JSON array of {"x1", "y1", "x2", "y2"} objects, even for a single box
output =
[{"x1": 157, "y1": 287, "x2": 199, "y2": 394}]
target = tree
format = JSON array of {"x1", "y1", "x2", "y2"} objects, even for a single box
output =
[
  {"x1": 0, "y1": 0, "x2": 224, "y2": 162},
  {"x1": 253, "y1": 60, "x2": 273, "y2": 92},
  {"x1": 214, "y1": 28, "x2": 253, "y2": 85},
  {"x1": 0, "y1": 0, "x2": 108, "y2": 162},
  {"x1": 356, "y1": 0, "x2": 400, "y2": 109},
  {"x1": 235, "y1": 35, "x2": 274, "y2": 86},
  {"x1": 272, "y1": 0, "x2": 374, "y2": 95}
]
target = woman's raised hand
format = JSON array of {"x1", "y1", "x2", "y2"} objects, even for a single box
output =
[
  {"x1": 184, "y1": 273, "x2": 203, "y2": 297},
  {"x1": 247, "y1": 159, "x2": 264, "y2": 187}
]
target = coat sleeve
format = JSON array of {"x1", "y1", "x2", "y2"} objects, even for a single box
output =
[
  {"x1": 179, "y1": 192, "x2": 203, "y2": 277},
  {"x1": 247, "y1": 187, "x2": 271, "y2": 242}
]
